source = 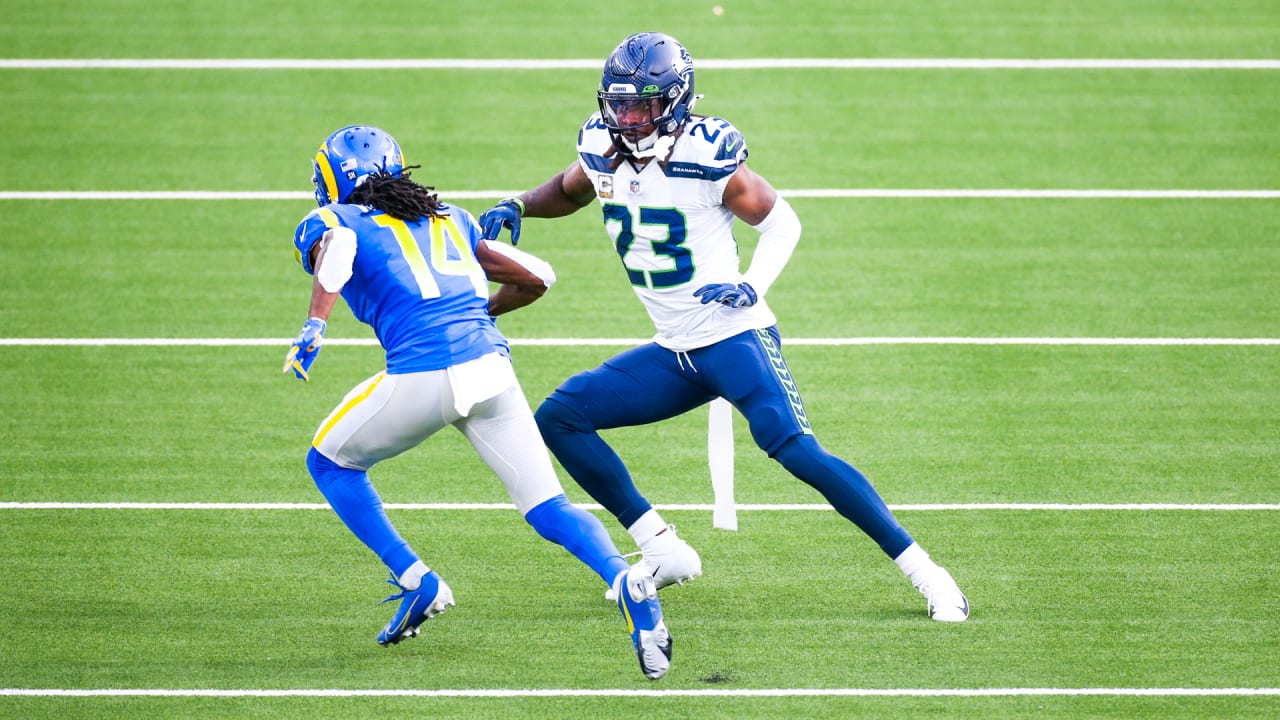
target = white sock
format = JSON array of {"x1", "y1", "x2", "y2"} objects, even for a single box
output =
[
  {"x1": 627, "y1": 509, "x2": 670, "y2": 548},
  {"x1": 397, "y1": 560, "x2": 430, "y2": 591},
  {"x1": 893, "y1": 543, "x2": 935, "y2": 583}
]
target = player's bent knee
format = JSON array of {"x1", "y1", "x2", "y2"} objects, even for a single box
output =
[
  {"x1": 306, "y1": 446, "x2": 365, "y2": 490},
  {"x1": 773, "y1": 433, "x2": 834, "y2": 469},
  {"x1": 306, "y1": 446, "x2": 339, "y2": 475},
  {"x1": 534, "y1": 396, "x2": 592, "y2": 438},
  {"x1": 747, "y1": 405, "x2": 810, "y2": 457}
]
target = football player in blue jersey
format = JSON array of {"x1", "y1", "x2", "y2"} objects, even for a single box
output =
[
  {"x1": 479, "y1": 34, "x2": 969, "y2": 622},
  {"x1": 284, "y1": 125, "x2": 672, "y2": 678}
]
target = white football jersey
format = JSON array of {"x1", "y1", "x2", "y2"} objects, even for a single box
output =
[{"x1": 576, "y1": 112, "x2": 777, "y2": 352}]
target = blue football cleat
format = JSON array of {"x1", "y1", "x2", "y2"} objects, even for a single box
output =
[
  {"x1": 612, "y1": 566, "x2": 672, "y2": 679},
  {"x1": 376, "y1": 571, "x2": 455, "y2": 646}
]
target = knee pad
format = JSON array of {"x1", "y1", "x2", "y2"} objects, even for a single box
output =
[
  {"x1": 534, "y1": 396, "x2": 591, "y2": 438},
  {"x1": 306, "y1": 446, "x2": 341, "y2": 477},
  {"x1": 750, "y1": 407, "x2": 810, "y2": 457},
  {"x1": 306, "y1": 446, "x2": 363, "y2": 492},
  {"x1": 774, "y1": 434, "x2": 836, "y2": 476}
]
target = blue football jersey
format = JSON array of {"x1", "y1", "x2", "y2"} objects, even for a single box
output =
[{"x1": 293, "y1": 202, "x2": 507, "y2": 373}]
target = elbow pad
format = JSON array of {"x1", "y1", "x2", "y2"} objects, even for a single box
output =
[
  {"x1": 316, "y1": 226, "x2": 357, "y2": 293},
  {"x1": 482, "y1": 240, "x2": 556, "y2": 288},
  {"x1": 741, "y1": 197, "x2": 801, "y2": 296}
]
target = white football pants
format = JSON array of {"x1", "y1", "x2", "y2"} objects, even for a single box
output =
[{"x1": 311, "y1": 352, "x2": 564, "y2": 515}]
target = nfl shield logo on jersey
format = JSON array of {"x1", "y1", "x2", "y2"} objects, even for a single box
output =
[{"x1": 630, "y1": 179, "x2": 641, "y2": 193}]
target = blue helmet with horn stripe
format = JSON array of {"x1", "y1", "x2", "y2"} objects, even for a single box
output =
[{"x1": 312, "y1": 125, "x2": 404, "y2": 206}]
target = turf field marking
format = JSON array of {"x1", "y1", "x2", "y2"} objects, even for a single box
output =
[
  {"x1": 0, "y1": 337, "x2": 1277, "y2": 347},
  {"x1": 2, "y1": 503, "x2": 1276, "y2": 511},
  {"x1": 1, "y1": 190, "x2": 1277, "y2": 200},
  {"x1": 2, "y1": 58, "x2": 1278, "y2": 70},
  {"x1": 2, "y1": 687, "x2": 1277, "y2": 697}
]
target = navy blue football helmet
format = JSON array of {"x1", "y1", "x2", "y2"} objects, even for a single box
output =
[
  {"x1": 597, "y1": 32, "x2": 697, "y2": 157},
  {"x1": 312, "y1": 125, "x2": 404, "y2": 206}
]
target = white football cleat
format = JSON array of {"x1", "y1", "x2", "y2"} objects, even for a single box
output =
[
  {"x1": 913, "y1": 565, "x2": 970, "y2": 622},
  {"x1": 606, "y1": 525, "x2": 703, "y2": 601}
]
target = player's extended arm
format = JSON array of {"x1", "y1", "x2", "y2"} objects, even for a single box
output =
[
  {"x1": 722, "y1": 163, "x2": 802, "y2": 299},
  {"x1": 478, "y1": 161, "x2": 596, "y2": 244},
  {"x1": 283, "y1": 229, "x2": 349, "y2": 381},
  {"x1": 477, "y1": 240, "x2": 557, "y2": 317}
]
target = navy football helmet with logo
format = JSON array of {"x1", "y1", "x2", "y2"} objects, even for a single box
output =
[
  {"x1": 597, "y1": 32, "x2": 697, "y2": 158},
  {"x1": 312, "y1": 125, "x2": 404, "y2": 206}
]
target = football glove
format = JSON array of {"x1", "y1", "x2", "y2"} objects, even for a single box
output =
[
  {"x1": 693, "y1": 282, "x2": 758, "y2": 308},
  {"x1": 283, "y1": 317, "x2": 326, "y2": 382},
  {"x1": 478, "y1": 198, "x2": 524, "y2": 245}
]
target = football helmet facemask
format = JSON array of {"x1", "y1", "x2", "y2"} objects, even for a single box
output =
[
  {"x1": 312, "y1": 125, "x2": 405, "y2": 206},
  {"x1": 597, "y1": 32, "x2": 697, "y2": 158}
]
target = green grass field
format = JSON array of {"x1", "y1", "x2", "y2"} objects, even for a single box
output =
[{"x1": 1, "y1": 1, "x2": 1277, "y2": 718}]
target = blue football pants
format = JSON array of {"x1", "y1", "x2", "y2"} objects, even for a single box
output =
[{"x1": 534, "y1": 327, "x2": 914, "y2": 558}]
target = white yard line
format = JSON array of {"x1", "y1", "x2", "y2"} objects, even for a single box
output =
[
  {"x1": 2, "y1": 58, "x2": 1278, "y2": 70},
  {"x1": 2, "y1": 502, "x2": 1276, "y2": 511},
  {"x1": 2, "y1": 687, "x2": 1277, "y2": 698},
  {"x1": 0, "y1": 337, "x2": 1277, "y2": 347},
  {"x1": 1, "y1": 190, "x2": 1277, "y2": 200}
]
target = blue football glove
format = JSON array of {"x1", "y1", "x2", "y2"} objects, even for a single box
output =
[
  {"x1": 693, "y1": 282, "x2": 758, "y2": 308},
  {"x1": 478, "y1": 198, "x2": 524, "y2": 245},
  {"x1": 283, "y1": 317, "x2": 326, "y2": 382}
]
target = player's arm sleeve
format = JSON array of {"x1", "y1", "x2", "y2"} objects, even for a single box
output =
[
  {"x1": 481, "y1": 240, "x2": 556, "y2": 288},
  {"x1": 293, "y1": 208, "x2": 345, "y2": 275},
  {"x1": 741, "y1": 196, "x2": 801, "y2": 296},
  {"x1": 315, "y1": 226, "x2": 357, "y2": 293}
]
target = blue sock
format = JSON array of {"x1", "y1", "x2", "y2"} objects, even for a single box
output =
[
  {"x1": 306, "y1": 447, "x2": 419, "y2": 576},
  {"x1": 534, "y1": 398, "x2": 651, "y2": 528},
  {"x1": 774, "y1": 435, "x2": 914, "y2": 558},
  {"x1": 525, "y1": 494, "x2": 629, "y2": 585}
]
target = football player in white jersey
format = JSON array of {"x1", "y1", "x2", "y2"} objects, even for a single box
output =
[
  {"x1": 284, "y1": 125, "x2": 672, "y2": 679},
  {"x1": 479, "y1": 33, "x2": 969, "y2": 622}
]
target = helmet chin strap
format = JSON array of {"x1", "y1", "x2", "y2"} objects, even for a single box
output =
[{"x1": 630, "y1": 134, "x2": 675, "y2": 160}]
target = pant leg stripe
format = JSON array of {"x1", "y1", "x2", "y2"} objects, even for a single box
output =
[{"x1": 755, "y1": 329, "x2": 813, "y2": 434}]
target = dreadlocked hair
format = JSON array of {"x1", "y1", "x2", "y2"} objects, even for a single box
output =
[{"x1": 347, "y1": 165, "x2": 444, "y2": 222}]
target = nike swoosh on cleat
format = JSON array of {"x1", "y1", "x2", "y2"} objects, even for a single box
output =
[{"x1": 401, "y1": 596, "x2": 422, "y2": 630}]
